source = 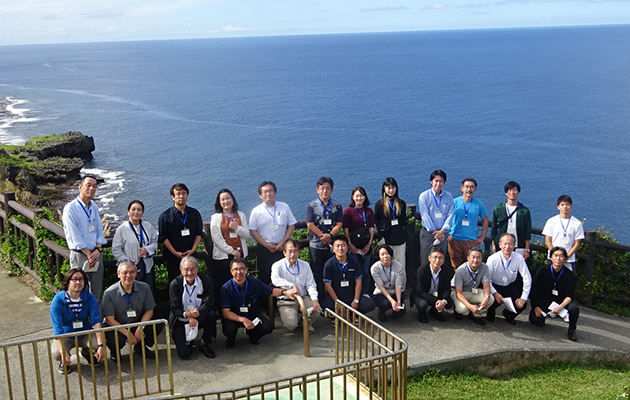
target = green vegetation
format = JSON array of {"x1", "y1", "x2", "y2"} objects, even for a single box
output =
[{"x1": 408, "y1": 362, "x2": 630, "y2": 400}]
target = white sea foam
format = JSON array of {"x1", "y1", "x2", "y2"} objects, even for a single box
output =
[
  {"x1": 0, "y1": 96, "x2": 40, "y2": 145},
  {"x1": 80, "y1": 168, "x2": 126, "y2": 221}
]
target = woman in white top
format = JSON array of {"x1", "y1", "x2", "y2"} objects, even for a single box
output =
[
  {"x1": 210, "y1": 189, "x2": 250, "y2": 304},
  {"x1": 112, "y1": 200, "x2": 159, "y2": 291},
  {"x1": 371, "y1": 244, "x2": 406, "y2": 322}
]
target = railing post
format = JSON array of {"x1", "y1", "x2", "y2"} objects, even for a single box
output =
[
  {"x1": 2, "y1": 192, "x2": 16, "y2": 266},
  {"x1": 584, "y1": 229, "x2": 597, "y2": 307}
]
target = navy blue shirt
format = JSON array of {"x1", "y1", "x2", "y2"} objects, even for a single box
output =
[
  {"x1": 158, "y1": 205, "x2": 203, "y2": 258},
  {"x1": 220, "y1": 277, "x2": 272, "y2": 320},
  {"x1": 323, "y1": 256, "x2": 362, "y2": 301}
]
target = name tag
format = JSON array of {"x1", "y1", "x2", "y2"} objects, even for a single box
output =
[
  {"x1": 462, "y1": 220, "x2": 470, "y2": 227},
  {"x1": 508, "y1": 219, "x2": 516, "y2": 230},
  {"x1": 322, "y1": 219, "x2": 332, "y2": 226},
  {"x1": 561, "y1": 237, "x2": 570, "y2": 245},
  {"x1": 270, "y1": 224, "x2": 279, "y2": 231},
  {"x1": 186, "y1": 305, "x2": 194, "y2": 311},
  {"x1": 88, "y1": 225, "x2": 95, "y2": 232},
  {"x1": 472, "y1": 288, "x2": 479, "y2": 295},
  {"x1": 229, "y1": 231, "x2": 238, "y2": 238},
  {"x1": 502, "y1": 276, "x2": 508, "y2": 283},
  {"x1": 432, "y1": 291, "x2": 438, "y2": 297},
  {"x1": 340, "y1": 280, "x2": 350, "y2": 287},
  {"x1": 73, "y1": 321, "x2": 83, "y2": 329},
  {"x1": 127, "y1": 310, "x2": 137, "y2": 318},
  {"x1": 391, "y1": 219, "x2": 399, "y2": 226},
  {"x1": 435, "y1": 212, "x2": 442, "y2": 219},
  {"x1": 181, "y1": 228, "x2": 190, "y2": 237},
  {"x1": 552, "y1": 289, "x2": 559, "y2": 296},
  {"x1": 239, "y1": 306, "x2": 249, "y2": 313}
]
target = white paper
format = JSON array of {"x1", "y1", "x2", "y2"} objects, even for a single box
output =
[
  {"x1": 252, "y1": 317, "x2": 261, "y2": 327},
  {"x1": 502, "y1": 297, "x2": 517, "y2": 314},
  {"x1": 185, "y1": 324, "x2": 198, "y2": 343},
  {"x1": 547, "y1": 301, "x2": 568, "y2": 320},
  {"x1": 82, "y1": 260, "x2": 99, "y2": 273}
]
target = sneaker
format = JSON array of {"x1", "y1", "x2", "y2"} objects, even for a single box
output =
[
  {"x1": 109, "y1": 352, "x2": 121, "y2": 363},
  {"x1": 328, "y1": 318, "x2": 336, "y2": 327},
  {"x1": 57, "y1": 362, "x2": 71, "y2": 375},
  {"x1": 468, "y1": 311, "x2": 486, "y2": 325},
  {"x1": 80, "y1": 348, "x2": 101, "y2": 367}
]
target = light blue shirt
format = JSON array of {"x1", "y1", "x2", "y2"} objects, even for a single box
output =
[
  {"x1": 449, "y1": 197, "x2": 488, "y2": 241},
  {"x1": 62, "y1": 197, "x2": 107, "y2": 251},
  {"x1": 418, "y1": 188, "x2": 454, "y2": 232}
]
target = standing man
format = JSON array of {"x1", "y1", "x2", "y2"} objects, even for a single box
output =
[
  {"x1": 62, "y1": 175, "x2": 107, "y2": 302},
  {"x1": 490, "y1": 181, "x2": 532, "y2": 259},
  {"x1": 451, "y1": 247, "x2": 494, "y2": 325},
  {"x1": 271, "y1": 239, "x2": 321, "y2": 333},
  {"x1": 485, "y1": 233, "x2": 531, "y2": 325},
  {"x1": 158, "y1": 183, "x2": 203, "y2": 283},
  {"x1": 321, "y1": 235, "x2": 375, "y2": 315},
  {"x1": 542, "y1": 195, "x2": 584, "y2": 271},
  {"x1": 529, "y1": 247, "x2": 579, "y2": 341},
  {"x1": 220, "y1": 258, "x2": 296, "y2": 348},
  {"x1": 169, "y1": 256, "x2": 217, "y2": 359},
  {"x1": 249, "y1": 181, "x2": 297, "y2": 284},
  {"x1": 417, "y1": 170, "x2": 454, "y2": 271},
  {"x1": 412, "y1": 248, "x2": 453, "y2": 323},
  {"x1": 448, "y1": 178, "x2": 489, "y2": 270},
  {"x1": 102, "y1": 260, "x2": 162, "y2": 361},
  {"x1": 306, "y1": 177, "x2": 343, "y2": 295}
]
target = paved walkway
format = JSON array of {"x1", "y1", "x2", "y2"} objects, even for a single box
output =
[{"x1": 2, "y1": 266, "x2": 630, "y2": 395}]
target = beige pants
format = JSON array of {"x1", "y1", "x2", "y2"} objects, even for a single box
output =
[
  {"x1": 451, "y1": 290, "x2": 494, "y2": 317},
  {"x1": 52, "y1": 334, "x2": 98, "y2": 361},
  {"x1": 277, "y1": 295, "x2": 320, "y2": 331}
]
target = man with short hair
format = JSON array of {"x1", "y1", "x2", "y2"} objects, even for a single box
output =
[
  {"x1": 271, "y1": 239, "x2": 321, "y2": 333},
  {"x1": 249, "y1": 181, "x2": 297, "y2": 284},
  {"x1": 417, "y1": 170, "x2": 454, "y2": 271},
  {"x1": 448, "y1": 178, "x2": 489, "y2": 270},
  {"x1": 542, "y1": 195, "x2": 584, "y2": 271},
  {"x1": 306, "y1": 177, "x2": 343, "y2": 295},
  {"x1": 485, "y1": 233, "x2": 531, "y2": 325},
  {"x1": 102, "y1": 260, "x2": 162, "y2": 362},
  {"x1": 321, "y1": 235, "x2": 376, "y2": 314},
  {"x1": 158, "y1": 183, "x2": 203, "y2": 282},
  {"x1": 62, "y1": 175, "x2": 107, "y2": 302},
  {"x1": 451, "y1": 247, "x2": 494, "y2": 325},
  {"x1": 412, "y1": 247, "x2": 453, "y2": 323},
  {"x1": 490, "y1": 181, "x2": 532, "y2": 259},
  {"x1": 529, "y1": 247, "x2": 580, "y2": 341},
  {"x1": 220, "y1": 258, "x2": 296, "y2": 348},
  {"x1": 169, "y1": 256, "x2": 217, "y2": 359}
]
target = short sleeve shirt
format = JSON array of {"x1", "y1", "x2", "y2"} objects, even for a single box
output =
[
  {"x1": 450, "y1": 197, "x2": 488, "y2": 241},
  {"x1": 249, "y1": 201, "x2": 297, "y2": 244},
  {"x1": 453, "y1": 262, "x2": 491, "y2": 292},
  {"x1": 101, "y1": 281, "x2": 156, "y2": 325},
  {"x1": 542, "y1": 215, "x2": 585, "y2": 263},
  {"x1": 323, "y1": 256, "x2": 362, "y2": 300},
  {"x1": 220, "y1": 277, "x2": 273, "y2": 320},
  {"x1": 306, "y1": 198, "x2": 343, "y2": 249}
]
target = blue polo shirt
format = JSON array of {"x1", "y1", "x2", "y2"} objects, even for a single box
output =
[
  {"x1": 220, "y1": 277, "x2": 272, "y2": 320},
  {"x1": 450, "y1": 197, "x2": 487, "y2": 241},
  {"x1": 323, "y1": 256, "x2": 362, "y2": 301}
]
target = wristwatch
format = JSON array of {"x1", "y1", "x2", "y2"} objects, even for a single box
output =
[{"x1": 353, "y1": 299, "x2": 359, "y2": 304}]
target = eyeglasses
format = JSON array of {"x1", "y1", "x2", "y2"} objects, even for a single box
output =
[
  {"x1": 182, "y1": 267, "x2": 198, "y2": 273},
  {"x1": 70, "y1": 278, "x2": 84, "y2": 282},
  {"x1": 231, "y1": 267, "x2": 247, "y2": 272}
]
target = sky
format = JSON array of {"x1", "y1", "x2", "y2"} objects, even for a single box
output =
[{"x1": 0, "y1": 0, "x2": 629, "y2": 45}]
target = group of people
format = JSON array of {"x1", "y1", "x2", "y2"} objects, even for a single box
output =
[{"x1": 53, "y1": 172, "x2": 585, "y2": 372}]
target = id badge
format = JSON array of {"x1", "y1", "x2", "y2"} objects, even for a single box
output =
[
  {"x1": 186, "y1": 305, "x2": 194, "y2": 311},
  {"x1": 88, "y1": 225, "x2": 95, "y2": 232},
  {"x1": 432, "y1": 291, "x2": 438, "y2": 297},
  {"x1": 472, "y1": 288, "x2": 479, "y2": 295},
  {"x1": 502, "y1": 276, "x2": 508, "y2": 283},
  {"x1": 435, "y1": 212, "x2": 443, "y2": 219},
  {"x1": 271, "y1": 224, "x2": 279, "y2": 231},
  {"x1": 229, "y1": 231, "x2": 238, "y2": 238},
  {"x1": 323, "y1": 219, "x2": 332, "y2": 226},
  {"x1": 462, "y1": 220, "x2": 470, "y2": 227},
  {"x1": 508, "y1": 219, "x2": 516, "y2": 230},
  {"x1": 552, "y1": 289, "x2": 559, "y2": 296},
  {"x1": 72, "y1": 321, "x2": 83, "y2": 329},
  {"x1": 127, "y1": 310, "x2": 137, "y2": 318},
  {"x1": 340, "y1": 280, "x2": 350, "y2": 287},
  {"x1": 561, "y1": 237, "x2": 570, "y2": 245},
  {"x1": 181, "y1": 228, "x2": 190, "y2": 237},
  {"x1": 239, "y1": 306, "x2": 249, "y2": 313},
  {"x1": 391, "y1": 219, "x2": 399, "y2": 226}
]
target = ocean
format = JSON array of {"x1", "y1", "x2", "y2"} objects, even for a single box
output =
[{"x1": 1, "y1": 25, "x2": 629, "y2": 242}]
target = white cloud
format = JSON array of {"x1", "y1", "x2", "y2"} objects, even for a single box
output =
[
  {"x1": 360, "y1": 6, "x2": 412, "y2": 12},
  {"x1": 422, "y1": 3, "x2": 448, "y2": 10},
  {"x1": 223, "y1": 25, "x2": 255, "y2": 32}
]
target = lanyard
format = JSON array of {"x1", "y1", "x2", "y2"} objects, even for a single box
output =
[
  {"x1": 319, "y1": 199, "x2": 331, "y2": 218},
  {"x1": 129, "y1": 222, "x2": 145, "y2": 246},
  {"x1": 430, "y1": 271, "x2": 439, "y2": 293},
  {"x1": 559, "y1": 217, "x2": 569, "y2": 237},
  {"x1": 264, "y1": 205, "x2": 277, "y2": 223},
  {"x1": 336, "y1": 260, "x2": 348, "y2": 280},
  {"x1": 381, "y1": 262, "x2": 393, "y2": 287},
  {"x1": 354, "y1": 207, "x2": 367, "y2": 227},
  {"x1": 506, "y1": 204, "x2": 519, "y2": 223},
  {"x1": 223, "y1": 212, "x2": 235, "y2": 223},
  {"x1": 184, "y1": 281, "x2": 197, "y2": 306},
  {"x1": 500, "y1": 255, "x2": 512, "y2": 272},
  {"x1": 77, "y1": 197, "x2": 92, "y2": 220},
  {"x1": 232, "y1": 278, "x2": 249, "y2": 306},
  {"x1": 285, "y1": 260, "x2": 300, "y2": 276},
  {"x1": 124, "y1": 291, "x2": 134, "y2": 310},
  {"x1": 550, "y1": 266, "x2": 564, "y2": 289},
  {"x1": 178, "y1": 211, "x2": 188, "y2": 226},
  {"x1": 463, "y1": 200, "x2": 472, "y2": 218},
  {"x1": 66, "y1": 292, "x2": 82, "y2": 319},
  {"x1": 388, "y1": 200, "x2": 397, "y2": 219},
  {"x1": 431, "y1": 190, "x2": 442, "y2": 209},
  {"x1": 466, "y1": 263, "x2": 478, "y2": 287}
]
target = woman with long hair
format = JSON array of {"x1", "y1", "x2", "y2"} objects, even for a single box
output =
[
  {"x1": 374, "y1": 177, "x2": 408, "y2": 269},
  {"x1": 343, "y1": 186, "x2": 375, "y2": 295}
]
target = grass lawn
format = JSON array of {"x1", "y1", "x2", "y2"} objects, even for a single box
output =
[{"x1": 408, "y1": 362, "x2": 630, "y2": 399}]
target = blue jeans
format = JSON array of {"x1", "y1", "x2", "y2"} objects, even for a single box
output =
[{"x1": 348, "y1": 252, "x2": 372, "y2": 295}]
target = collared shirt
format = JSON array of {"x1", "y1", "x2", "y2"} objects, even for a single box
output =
[
  {"x1": 453, "y1": 262, "x2": 491, "y2": 292},
  {"x1": 486, "y1": 251, "x2": 532, "y2": 299},
  {"x1": 180, "y1": 276, "x2": 203, "y2": 322},
  {"x1": 429, "y1": 269, "x2": 441, "y2": 294},
  {"x1": 62, "y1": 197, "x2": 107, "y2": 251},
  {"x1": 370, "y1": 260, "x2": 406, "y2": 296},
  {"x1": 323, "y1": 256, "x2": 362, "y2": 301},
  {"x1": 306, "y1": 198, "x2": 343, "y2": 249},
  {"x1": 249, "y1": 201, "x2": 297, "y2": 244},
  {"x1": 418, "y1": 188, "x2": 454, "y2": 232},
  {"x1": 101, "y1": 281, "x2": 156, "y2": 325},
  {"x1": 158, "y1": 205, "x2": 203, "y2": 257},
  {"x1": 220, "y1": 277, "x2": 272, "y2": 320},
  {"x1": 449, "y1": 197, "x2": 488, "y2": 241},
  {"x1": 271, "y1": 258, "x2": 319, "y2": 301}
]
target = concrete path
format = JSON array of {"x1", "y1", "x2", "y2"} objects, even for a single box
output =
[{"x1": 2, "y1": 266, "x2": 630, "y2": 396}]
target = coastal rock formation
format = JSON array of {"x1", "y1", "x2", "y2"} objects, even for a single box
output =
[{"x1": 0, "y1": 131, "x2": 94, "y2": 192}]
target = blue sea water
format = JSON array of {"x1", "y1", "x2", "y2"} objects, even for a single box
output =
[{"x1": 1, "y1": 25, "x2": 629, "y2": 242}]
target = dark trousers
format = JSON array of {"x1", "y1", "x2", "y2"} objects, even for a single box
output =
[
  {"x1": 309, "y1": 246, "x2": 333, "y2": 296},
  {"x1": 529, "y1": 302, "x2": 579, "y2": 332},
  {"x1": 373, "y1": 293, "x2": 406, "y2": 319},
  {"x1": 105, "y1": 323, "x2": 163, "y2": 354},
  {"x1": 211, "y1": 257, "x2": 233, "y2": 311},
  {"x1": 222, "y1": 313, "x2": 273, "y2": 342},
  {"x1": 487, "y1": 278, "x2": 527, "y2": 319},
  {"x1": 165, "y1": 256, "x2": 182, "y2": 284},
  {"x1": 321, "y1": 295, "x2": 376, "y2": 315},
  {"x1": 256, "y1": 244, "x2": 284, "y2": 284},
  {"x1": 136, "y1": 260, "x2": 155, "y2": 293},
  {"x1": 172, "y1": 313, "x2": 217, "y2": 359},
  {"x1": 414, "y1": 295, "x2": 453, "y2": 315}
]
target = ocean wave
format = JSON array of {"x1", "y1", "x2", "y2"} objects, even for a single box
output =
[
  {"x1": 0, "y1": 95, "x2": 40, "y2": 145},
  {"x1": 80, "y1": 168, "x2": 126, "y2": 221}
]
